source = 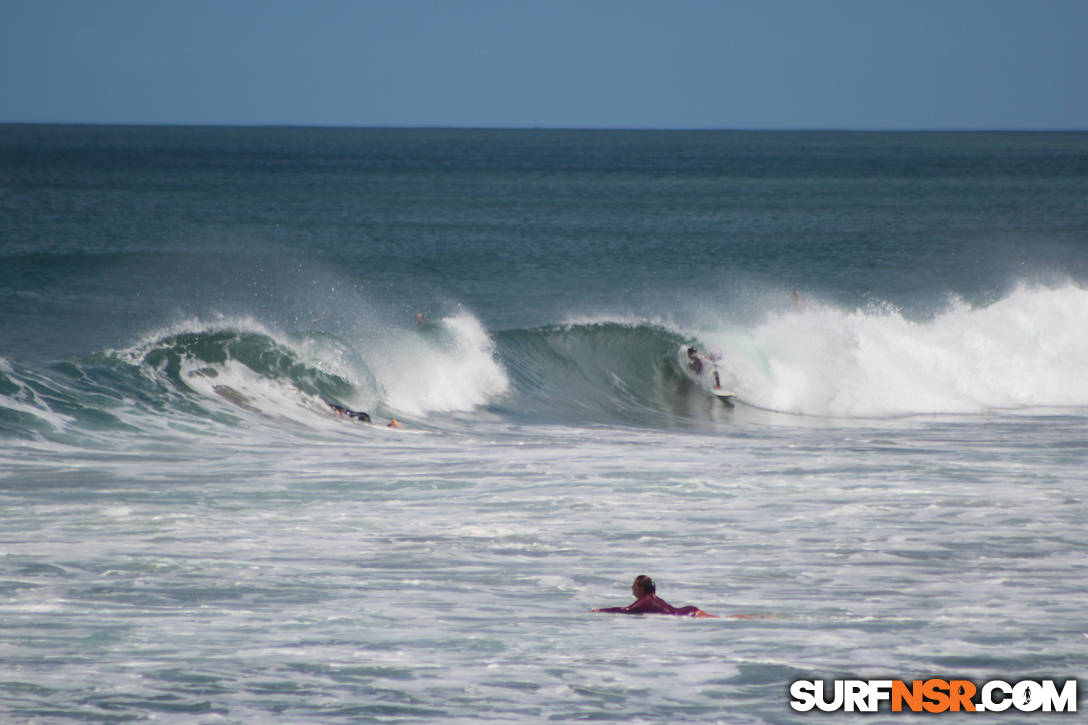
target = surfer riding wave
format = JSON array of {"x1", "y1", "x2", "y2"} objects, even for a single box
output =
[{"x1": 687, "y1": 347, "x2": 722, "y2": 390}]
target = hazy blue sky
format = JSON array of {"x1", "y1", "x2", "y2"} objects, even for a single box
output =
[{"x1": 2, "y1": 0, "x2": 1085, "y2": 129}]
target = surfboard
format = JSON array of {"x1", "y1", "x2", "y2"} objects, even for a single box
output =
[{"x1": 712, "y1": 388, "x2": 737, "y2": 407}]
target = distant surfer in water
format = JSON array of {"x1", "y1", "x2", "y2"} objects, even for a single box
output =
[
  {"x1": 591, "y1": 575, "x2": 717, "y2": 618},
  {"x1": 329, "y1": 401, "x2": 404, "y2": 428},
  {"x1": 686, "y1": 347, "x2": 722, "y2": 390},
  {"x1": 328, "y1": 402, "x2": 371, "y2": 423}
]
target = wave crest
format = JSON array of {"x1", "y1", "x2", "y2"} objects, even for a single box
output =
[{"x1": 3, "y1": 284, "x2": 1086, "y2": 442}]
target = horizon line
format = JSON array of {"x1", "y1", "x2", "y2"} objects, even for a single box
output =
[{"x1": 2, "y1": 120, "x2": 1086, "y2": 134}]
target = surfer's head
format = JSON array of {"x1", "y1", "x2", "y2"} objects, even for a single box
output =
[
  {"x1": 632, "y1": 574, "x2": 655, "y2": 597},
  {"x1": 687, "y1": 347, "x2": 697, "y2": 358}
]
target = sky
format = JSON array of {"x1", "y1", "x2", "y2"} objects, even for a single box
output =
[{"x1": 1, "y1": 0, "x2": 1086, "y2": 130}]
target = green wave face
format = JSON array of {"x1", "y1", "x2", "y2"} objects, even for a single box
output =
[
  {"x1": 0, "y1": 326, "x2": 369, "y2": 442},
  {"x1": 492, "y1": 322, "x2": 721, "y2": 427}
]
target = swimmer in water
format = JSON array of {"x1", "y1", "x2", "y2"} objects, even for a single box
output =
[{"x1": 591, "y1": 575, "x2": 716, "y2": 618}]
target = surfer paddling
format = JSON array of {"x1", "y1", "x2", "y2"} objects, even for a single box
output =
[
  {"x1": 591, "y1": 575, "x2": 717, "y2": 618},
  {"x1": 328, "y1": 403, "x2": 371, "y2": 422},
  {"x1": 328, "y1": 402, "x2": 404, "y2": 428},
  {"x1": 686, "y1": 347, "x2": 722, "y2": 390}
]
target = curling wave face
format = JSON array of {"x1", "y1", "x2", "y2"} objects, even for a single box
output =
[
  {"x1": 2, "y1": 283, "x2": 1087, "y2": 445},
  {"x1": 0, "y1": 311, "x2": 513, "y2": 443},
  {"x1": 489, "y1": 282, "x2": 1088, "y2": 424}
]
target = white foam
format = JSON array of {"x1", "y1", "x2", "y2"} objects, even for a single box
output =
[
  {"x1": 369, "y1": 311, "x2": 510, "y2": 416},
  {"x1": 178, "y1": 355, "x2": 326, "y2": 426},
  {"x1": 707, "y1": 283, "x2": 1088, "y2": 417}
]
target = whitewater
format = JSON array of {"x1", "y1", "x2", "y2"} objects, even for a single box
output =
[
  {"x1": 3, "y1": 284, "x2": 1087, "y2": 722},
  {"x1": 2, "y1": 126, "x2": 1086, "y2": 722}
]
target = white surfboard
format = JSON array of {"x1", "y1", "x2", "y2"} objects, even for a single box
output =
[{"x1": 712, "y1": 387, "x2": 737, "y2": 407}]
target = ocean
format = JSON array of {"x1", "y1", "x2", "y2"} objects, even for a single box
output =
[{"x1": 1, "y1": 125, "x2": 1086, "y2": 723}]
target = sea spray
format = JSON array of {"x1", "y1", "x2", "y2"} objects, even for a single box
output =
[
  {"x1": 369, "y1": 311, "x2": 511, "y2": 417},
  {"x1": 709, "y1": 282, "x2": 1088, "y2": 417}
]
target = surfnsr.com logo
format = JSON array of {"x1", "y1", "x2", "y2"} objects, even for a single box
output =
[{"x1": 789, "y1": 679, "x2": 1078, "y2": 713}]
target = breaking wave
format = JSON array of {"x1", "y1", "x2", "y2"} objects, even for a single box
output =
[{"x1": 2, "y1": 283, "x2": 1087, "y2": 443}]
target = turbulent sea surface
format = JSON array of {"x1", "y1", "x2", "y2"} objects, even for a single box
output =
[{"x1": 2, "y1": 125, "x2": 1087, "y2": 722}]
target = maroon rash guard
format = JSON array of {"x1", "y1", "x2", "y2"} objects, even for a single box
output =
[{"x1": 595, "y1": 594, "x2": 708, "y2": 617}]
